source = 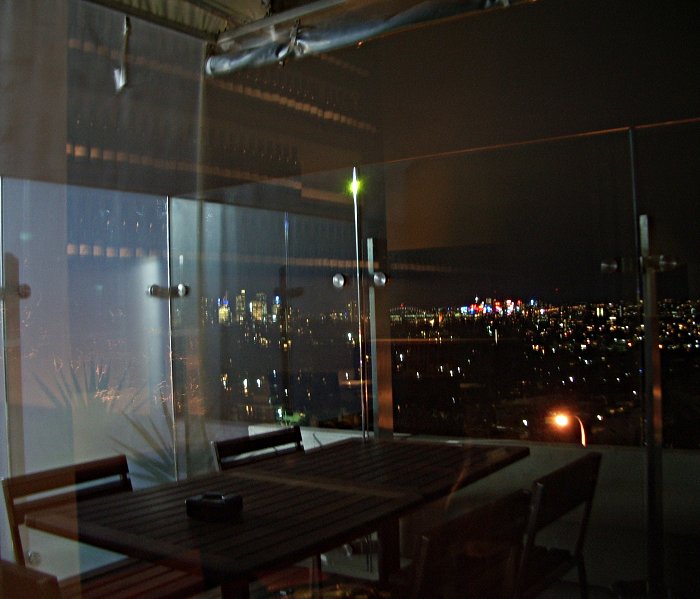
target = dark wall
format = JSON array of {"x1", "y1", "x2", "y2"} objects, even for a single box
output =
[{"x1": 0, "y1": 0, "x2": 67, "y2": 182}]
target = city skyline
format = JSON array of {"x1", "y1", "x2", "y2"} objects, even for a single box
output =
[{"x1": 194, "y1": 285, "x2": 700, "y2": 448}]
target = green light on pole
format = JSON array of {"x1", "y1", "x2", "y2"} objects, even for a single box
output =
[{"x1": 349, "y1": 167, "x2": 361, "y2": 196}]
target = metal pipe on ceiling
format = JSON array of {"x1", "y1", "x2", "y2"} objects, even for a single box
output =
[{"x1": 205, "y1": 0, "x2": 523, "y2": 76}]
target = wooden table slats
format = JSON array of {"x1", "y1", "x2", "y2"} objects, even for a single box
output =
[
  {"x1": 27, "y1": 438, "x2": 529, "y2": 597},
  {"x1": 243, "y1": 440, "x2": 527, "y2": 500}
]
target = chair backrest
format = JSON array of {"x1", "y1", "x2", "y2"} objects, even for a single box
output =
[
  {"x1": 407, "y1": 453, "x2": 602, "y2": 599},
  {"x1": 523, "y1": 452, "x2": 602, "y2": 554},
  {"x1": 0, "y1": 558, "x2": 63, "y2": 599},
  {"x1": 408, "y1": 489, "x2": 531, "y2": 599},
  {"x1": 2, "y1": 455, "x2": 132, "y2": 565},
  {"x1": 514, "y1": 451, "x2": 602, "y2": 595},
  {"x1": 213, "y1": 426, "x2": 304, "y2": 471}
]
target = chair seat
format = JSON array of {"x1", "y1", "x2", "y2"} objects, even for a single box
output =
[{"x1": 59, "y1": 559, "x2": 206, "y2": 599}]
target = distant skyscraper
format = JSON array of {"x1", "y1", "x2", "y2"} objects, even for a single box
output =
[
  {"x1": 218, "y1": 297, "x2": 231, "y2": 325},
  {"x1": 252, "y1": 292, "x2": 268, "y2": 322},
  {"x1": 235, "y1": 289, "x2": 246, "y2": 323},
  {"x1": 271, "y1": 294, "x2": 281, "y2": 322}
]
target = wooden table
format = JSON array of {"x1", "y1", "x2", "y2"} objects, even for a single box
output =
[{"x1": 28, "y1": 438, "x2": 529, "y2": 598}]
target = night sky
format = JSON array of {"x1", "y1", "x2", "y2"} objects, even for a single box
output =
[{"x1": 381, "y1": 124, "x2": 699, "y2": 308}]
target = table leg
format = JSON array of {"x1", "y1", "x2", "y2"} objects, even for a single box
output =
[{"x1": 376, "y1": 517, "x2": 401, "y2": 584}]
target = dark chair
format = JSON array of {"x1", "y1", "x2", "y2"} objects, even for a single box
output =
[
  {"x1": 399, "y1": 489, "x2": 532, "y2": 599},
  {"x1": 2, "y1": 455, "x2": 206, "y2": 599},
  {"x1": 212, "y1": 425, "x2": 304, "y2": 470},
  {"x1": 512, "y1": 451, "x2": 603, "y2": 599},
  {"x1": 1, "y1": 558, "x2": 63, "y2": 599},
  {"x1": 320, "y1": 452, "x2": 602, "y2": 599},
  {"x1": 213, "y1": 426, "x2": 326, "y2": 595},
  {"x1": 315, "y1": 489, "x2": 531, "y2": 599}
]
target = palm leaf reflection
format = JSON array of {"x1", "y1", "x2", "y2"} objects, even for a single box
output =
[{"x1": 36, "y1": 360, "x2": 178, "y2": 484}]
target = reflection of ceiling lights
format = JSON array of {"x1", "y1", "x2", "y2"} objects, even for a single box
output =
[{"x1": 207, "y1": 0, "x2": 522, "y2": 75}]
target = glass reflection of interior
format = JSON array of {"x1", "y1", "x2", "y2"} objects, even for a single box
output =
[{"x1": 1, "y1": 0, "x2": 699, "y2": 597}]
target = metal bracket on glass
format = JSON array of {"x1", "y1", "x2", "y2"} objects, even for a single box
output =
[
  {"x1": 601, "y1": 255, "x2": 679, "y2": 275},
  {"x1": 366, "y1": 238, "x2": 388, "y2": 288},
  {"x1": 332, "y1": 273, "x2": 346, "y2": 289},
  {"x1": 147, "y1": 283, "x2": 190, "y2": 299},
  {"x1": 0, "y1": 283, "x2": 31, "y2": 300},
  {"x1": 372, "y1": 271, "x2": 387, "y2": 287},
  {"x1": 600, "y1": 257, "x2": 626, "y2": 274},
  {"x1": 640, "y1": 255, "x2": 679, "y2": 272}
]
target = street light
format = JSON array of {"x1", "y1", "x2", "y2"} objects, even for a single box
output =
[{"x1": 552, "y1": 412, "x2": 587, "y2": 447}]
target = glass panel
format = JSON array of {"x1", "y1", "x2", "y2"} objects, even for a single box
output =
[
  {"x1": 170, "y1": 174, "x2": 361, "y2": 473},
  {"x1": 0, "y1": 178, "x2": 173, "y2": 573},
  {"x1": 381, "y1": 132, "x2": 643, "y2": 445},
  {"x1": 634, "y1": 121, "x2": 700, "y2": 450},
  {"x1": 166, "y1": 122, "x2": 700, "y2": 451}
]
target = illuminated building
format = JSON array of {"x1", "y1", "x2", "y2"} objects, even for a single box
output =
[
  {"x1": 251, "y1": 292, "x2": 267, "y2": 323},
  {"x1": 218, "y1": 298, "x2": 231, "y2": 325},
  {"x1": 235, "y1": 289, "x2": 247, "y2": 323}
]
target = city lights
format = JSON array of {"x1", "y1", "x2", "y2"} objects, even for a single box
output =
[{"x1": 198, "y1": 287, "x2": 700, "y2": 446}]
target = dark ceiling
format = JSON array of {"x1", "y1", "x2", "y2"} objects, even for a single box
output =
[{"x1": 84, "y1": 0, "x2": 523, "y2": 74}]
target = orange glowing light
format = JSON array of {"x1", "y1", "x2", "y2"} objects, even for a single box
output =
[
  {"x1": 551, "y1": 412, "x2": 586, "y2": 446},
  {"x1": 553, "y1": 413, "x2": 570, "y2": 428}
]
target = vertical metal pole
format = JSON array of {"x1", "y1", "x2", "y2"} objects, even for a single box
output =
[
  {"x1": 280, "y1": 212, "x2": 292, "y2": 416},
  {"x1": 630, "y1": 124, "x2": 665, "y2": 598},
  {"x1": 2, "y1": 252, "x2": 26, "y2": 478},
  {"x1": 0, "y1": 181, "x2": 6, "y2": 560},
  {"x1": 639, "y1": 214, "x2": 665, "y2": 599},
  {"x1": 351, "y1": 168, "x2": 368, "y2": 439},
  {"x1": 367, "y1": 238, "x2": 393, "y2": 438},
  {"x1": 165, "y1": 200, "x2": 179, "y2": 481}
]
